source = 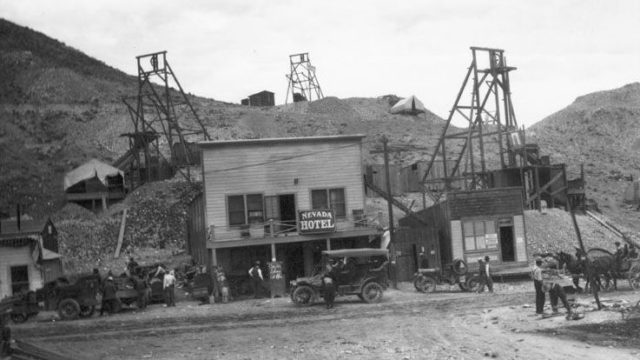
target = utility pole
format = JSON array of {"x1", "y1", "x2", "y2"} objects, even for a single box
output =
[
  {"x1": 568, "y1": 201, "x2": 601, "y2": 310},
  {"x1": 382, "y1": 136, "x2": 397, "y2": 289}
]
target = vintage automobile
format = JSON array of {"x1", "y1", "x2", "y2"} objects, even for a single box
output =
[
  {"x1": 413, "y1": 258, "x2": 482, "y2": 293},
  {"x1": 290, "y1": 248, "x2": 389, "y2": 306},
  {"x1": 36, "y1": 274, "x2": 101, "y2": 320}
]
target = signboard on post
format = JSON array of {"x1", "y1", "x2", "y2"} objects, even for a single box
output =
[
  {"x1": 268, "y1": 261, "x2": 286, "y2": 298},
  {"x1": 298, "y1": 209, "x2": 336, "y2": 234}
]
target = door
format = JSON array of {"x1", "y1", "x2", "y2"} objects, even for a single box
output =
[
  {"x1": 499, "y1": 226, "x2": 515, "y2": 262},
  {"x1": 265, "y1": 194, "x2": 296, "y2": 234}
]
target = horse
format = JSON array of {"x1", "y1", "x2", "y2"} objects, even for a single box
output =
[
  {"x1": 555, "y1": 251, "x2": 585, "y2": 293},
  {"x1": 575, "y1": 248, "x2": 619, "y2": 291}
]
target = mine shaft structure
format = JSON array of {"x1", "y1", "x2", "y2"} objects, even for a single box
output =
[
  {"x1": 119, "y1": 51, "x2": 211, "y2": 190},
  {"x1": 285, "y1": 52, "x2": 324, "y2": 104},
  {"x1": 421, "y1": 47, "x2": 575, "y2": 211},
  {"x1": 421, "y1": 47, "x2": 523, "y2": 198}
]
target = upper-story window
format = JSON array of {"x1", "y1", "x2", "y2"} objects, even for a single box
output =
[
  {"x1": 311, "y1": 188, "x2": 346, "y2": 218},
  {"x1": 228, "y1": 194, "x2": 264, "y2": 226}
]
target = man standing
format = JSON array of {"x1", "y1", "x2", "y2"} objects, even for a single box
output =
[
  {"x1": 248, "y1": 261, "x2": 264, "y2": 299},
  {"x1": 483, "y1": 256, "x2": 494, "y2": 293},
  {"x1": 322, "y1": 259, "x2": 340, "y2": 309},
  {"x1": 532, "y1": 259, "x2": 545, "y2": 315},
  {"x1": 100, "y1": 277, "x2": 119, "y2": 315},
  {"x1": 133, "y1": 272, "x2": 148, "y2": 310},
  {"x1": 544, "y1": 279, "x2": 573, "y2": 319},
  {"x1": 163, "y1": 270, "x2": 176, "y2": 307}
]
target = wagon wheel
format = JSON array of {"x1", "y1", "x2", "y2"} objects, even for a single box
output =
[
  {"x1": 79, "y1": 305, "x2": 95, "y2": 318},
  {"x1": 291, "y1": 285, "x2": 315, "y2": 306},
  {"x1": 58, "y1": 298, "x2": 81, "y2": 320},
  {"x1": 361, "y1": 282, "x2": 384, "y2": 303},
  {"x1": 414, "y1": 275, "x2": 437, "y2": 293},
  {"x1": 10, "y1": 313, "x2": 28, "y2": 324}
]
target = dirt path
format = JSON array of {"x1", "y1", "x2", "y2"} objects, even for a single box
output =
[{"x1": 12, "y1": 282, "x2": 640, "y2": 359}]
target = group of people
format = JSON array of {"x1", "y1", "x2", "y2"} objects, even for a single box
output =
[
  {"x1": 531, "y1": 258, "x2": 574, "y2": 319},
  {"x1": 95, "y1": 258, "x2": 178, "y2": 315}
]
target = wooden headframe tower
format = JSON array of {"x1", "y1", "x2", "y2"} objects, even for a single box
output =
[
  {"x1": 285, "y1": 52, "x2": 324, "y2": 104},
  {"x1": 421, "y1": 47, "x2": 525, "y2": 197},
  {"x1": 121, "y1": 51, "x2": 211, "y2": 189}
]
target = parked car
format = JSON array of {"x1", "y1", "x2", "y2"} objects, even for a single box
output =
[
  {"x1": 290, "y1": 248, "x2": 389, "y2": 306},
  {"x1": 36, "y1": 274, "x2": 101, "y2": 321}
]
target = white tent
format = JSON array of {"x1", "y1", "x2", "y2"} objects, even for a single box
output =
[
  {"x1": 390, "y1": 95, "x2": 426, "y2": 115},
  {"x1": 63, "y1": 159, "x2": 124, "y2": 191}
]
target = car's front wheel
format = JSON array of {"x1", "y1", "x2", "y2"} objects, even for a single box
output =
[
  {"x1": 414, "y1": 275, "x2": 437, "y2": 293},
  {"x1": 58, "y1": 298, "x2": 80, "y2": 320},
  {"x1": 361, "y1": 282, "x2": 384, "y2": 303},
  {"x1": 291, "y1": 285, "x2": 315, "y2": 306}
]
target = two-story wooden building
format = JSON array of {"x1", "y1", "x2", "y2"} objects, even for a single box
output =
[{"x1": 195, "y1": 135, "x2": 381, "y2": 285}]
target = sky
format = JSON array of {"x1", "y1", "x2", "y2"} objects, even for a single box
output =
[{"x1": 2, "y1": 0, "x2": 640, "y2": 127}]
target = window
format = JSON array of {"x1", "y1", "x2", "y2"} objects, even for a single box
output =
[
  {"x1": 11, "y1": 265, "x2": 29, "y2": 295},
  {"x1": 463, "y1": 220, "x2": 497, "y2": 251},
  {"x1": 227, "y1": 194, "x2": 264, "y2": 226},
  {"x1": 311, "y1": 188, "x2": 346, "y2": 218}
]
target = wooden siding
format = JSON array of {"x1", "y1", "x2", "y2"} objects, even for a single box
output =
[
  {"x1": 365, "y1": 165, "x2": 402, "y2": 196},
  {"x1": 514, "y1": 215, "x2": 527, "y2": 262},
  {"x1": 450, "y1": 220, "x2": 463, "y2": 260},
  {"x1": 187, "y1": 192, "x2": 207, "y2": 265},
  {"x1": 0, "y1": 246, "x2": 43, "y2": 298},
  {"x1": 448, "y1": 187, "x2": 524, "y2": 219},
  {"x1": 202, "y1": 137, "x2": 366, "y2": 242}
]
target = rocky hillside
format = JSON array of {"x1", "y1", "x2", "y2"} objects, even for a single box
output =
[{"x1": 528, "y1": 83, "x2": 640, "y2": 231}]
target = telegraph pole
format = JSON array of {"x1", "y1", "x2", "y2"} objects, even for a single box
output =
[{"x1": 382, "y1": 136, "x2": 397, "y2": 289}]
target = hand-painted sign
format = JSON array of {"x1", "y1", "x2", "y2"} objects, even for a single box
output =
[{"x1": 298, "y1": 210, "x2": 336, "y2": 234}]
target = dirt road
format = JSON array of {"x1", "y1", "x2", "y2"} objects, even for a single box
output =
[{"x1": 12, "y1": 281, "x2": 640, "y2": 360}]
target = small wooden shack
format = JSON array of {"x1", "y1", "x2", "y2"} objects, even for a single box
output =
[
  {"x1": 365, "y1": 164, "x2": 402, "y2": 196},
  {"x1": 399, "y1": 187, "x2": 529, "y2": 276},
  {"x1": 64, "y1": 159, "x2": 126, "y2": 212},
  {"x1": 0, "y1": 218, "x2": 63, "y2": 298},
  {"x1": 241, "y1": 90, "x2": 275, "y2": 107}
]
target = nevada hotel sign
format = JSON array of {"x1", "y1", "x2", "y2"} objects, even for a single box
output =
[{"x1": 298, "y1": 210, "x2": 336, "y2": 234}]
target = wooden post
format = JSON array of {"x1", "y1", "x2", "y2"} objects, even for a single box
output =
[
  {"x1": 114, "y1": 209, "x2": 128, "y2": 258},
  {"x1": 383, "y1": 136, "x2": 397, "y2": 289},
  {"x1": 568, "y1": 203, "x2": 601, "y2": 310}
]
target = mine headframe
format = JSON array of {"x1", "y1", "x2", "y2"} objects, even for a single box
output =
[
  {"x1": 285, "y1": 52, "x2": 324, "y2": 104},
  {"x1": 120, "y1": 51, "x2": 211, "y2": 189},
  {"x1": 421, "y1": 47, "x2": 531, "y2": 200}
]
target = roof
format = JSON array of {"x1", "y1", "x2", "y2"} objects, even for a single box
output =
[
  {"x1": 0, "y1": 218, "x2": 51, "y2": 236},
  {"x1": 249, "y1": 90, "x2": 274, "y2": 97},
  {"x1": 198, "y1": 134, "x2": 365, "y2": 149},
  {"x1": 42, "y1": 247, "x2": 62, "y2": 260},
  {"x1": 64, "y1": 159, "x2": 124, "y2": 191},
  {"x1": 322, "y1": 248, "x2": 389, "y2": 258},
  {"x1": 390, "y1": 95, "x2": 426, "y2": 114}
]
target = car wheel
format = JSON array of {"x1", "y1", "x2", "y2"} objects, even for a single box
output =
[
  {"x1": 291, "y1": 285, "x2": 315, "y2": 306},
  {"x1": 452, "y1": 259, "x2": 468, "y2": 276},
  {"x1": 79, "y1": 305, "x2": 95, "y2": 318},
  {"x1": 414, "y1": 276, "x2": 437, "y2": 293},
  {"x1": 466, "y1": 275, "x2": 482, "y2": 293},
  {"x1": 58, "y1": 298, "x2": 81, "y2": 320},
  {"x1": 10, "y1": 313, "x2": 28, "y2": 324},
  {"x1": 361, "y1": 282, "x2": 384, "y2": 303}
]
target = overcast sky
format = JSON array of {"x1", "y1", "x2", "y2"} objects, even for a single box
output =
[{"x1": 2, "y1": 0, "x2": 639, "y2": 127}]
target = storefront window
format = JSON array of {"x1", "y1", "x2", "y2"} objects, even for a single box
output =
[{"x1": 463, "y1": 220, "x2": 497, "y2": 251}]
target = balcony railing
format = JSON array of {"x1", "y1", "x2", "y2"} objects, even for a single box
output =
[{"x1": 210, "y1": 210, "x2": 381, "y2": 241}]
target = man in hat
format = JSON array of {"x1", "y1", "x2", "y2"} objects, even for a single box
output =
[{"x1": 248, "y1": 261, "x2": 264, "y2": 299}]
